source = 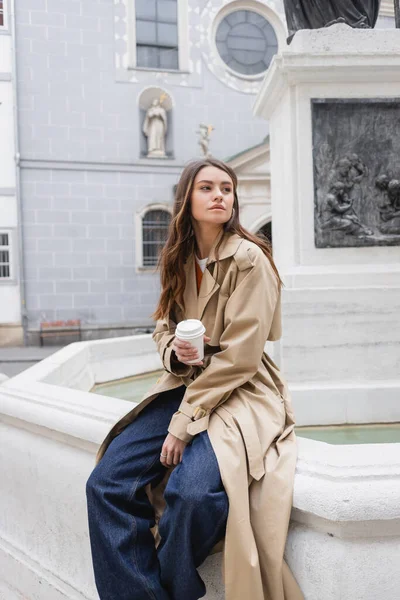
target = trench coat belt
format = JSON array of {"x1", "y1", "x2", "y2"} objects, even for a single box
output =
[
  {"x1": 178, "y1": 401, "x2": 266, "y2": 481},
  {"x1": 228, "y1": 410, "x2": 266, "y2": 482}
]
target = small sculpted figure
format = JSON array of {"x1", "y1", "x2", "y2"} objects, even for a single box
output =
[
  {"x1": 319, "y1": 181, "x2": 373, "y2": 237},
  {"x1": 197, "y1": 124, "x2": 214, "y2": 158},
  {"x1": 375, "y1": 174, "x2": 400, "y2": 233}
]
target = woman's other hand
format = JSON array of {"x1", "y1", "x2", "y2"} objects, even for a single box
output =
[
  {"x1": 160, "y1": 433, "x2": 187, "y2": 466},
  {"x1": 172, "y1": 334, "x2": 211, "y2": 366}
]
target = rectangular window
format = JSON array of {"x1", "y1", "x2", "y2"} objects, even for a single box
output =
[
  {"x1": 0, "y1": 1, "x2": 4, "y2": 27},
  {"x1": 0, "y1": 233, "x2": 11, "y2": 279},
  {"x1": 136, "y1": 0, "x2": 179, "y2": 70}
]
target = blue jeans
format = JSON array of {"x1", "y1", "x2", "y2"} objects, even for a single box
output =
[{"x1": 86, "y1": 385, "x2": 229, "y2": 600}]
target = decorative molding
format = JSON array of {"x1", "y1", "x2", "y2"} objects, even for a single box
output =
[
  {"x1": 177, "y1": 0, "x2": 190, "y2": 73},
  {"x1": 138, "y1": 87, "x2": 174, "y2": 111},
  {"x1": 0, "y1": 187, "x2": 15, "y2": 196},
  {"x1": 380, "y1": 0, "x2": 395, "y2": 16},
  {"x1": 226, "y1": 140, "x2": 270, "y2": 173},
  {"x1": 294, "y1": 435, "x2": 400, "y2": 522},
  {"x1": 254, "y1": 51, "x2": 400, "y2": 121},
  {"x1": 236, "y1": 173, "x2": 270, "y2": 182},
  {"x1": 20, "y1": 158, "x2": 186, "y2": 174},
  {"x1": 249, "y1": 213, "x2": 272, "y2": 234}
]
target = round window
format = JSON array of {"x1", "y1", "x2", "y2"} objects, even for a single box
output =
[{"x1": 215, "y1": 9, "x2": 278, "y2": 76}]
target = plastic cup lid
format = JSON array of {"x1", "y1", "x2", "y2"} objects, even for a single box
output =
[{"x1": 176, "y1": 319, "x2": 205, "y2": 338}]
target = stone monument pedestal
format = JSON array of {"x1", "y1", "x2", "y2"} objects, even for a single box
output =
[{"x1": 254, "y1": 25, "x2": 400, "y2": 424}]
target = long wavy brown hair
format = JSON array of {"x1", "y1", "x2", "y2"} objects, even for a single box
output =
[{"x1": 151, "y1": 157, "x2": 283, "y2": 321}]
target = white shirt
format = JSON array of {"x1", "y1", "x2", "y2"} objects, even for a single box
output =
[{"x1": 195, "y1": 254, "x2": 208, "y2": 273}]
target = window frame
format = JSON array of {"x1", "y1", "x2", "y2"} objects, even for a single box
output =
[
  {"x1": 0, "y1": 229, "x2": 14, "y2": 283},
  {"x1": 215, "y1": 9, "x2": 279, "y2": 78},
  {"x1": 127, "y1": 0, "x2": 189, "y2": 73},
  {"x1": 208, "y1": 0, "x2": 287, "y2": 87},
  {"x1": 135, "y1": 204, "x2": 173, "y2": 273},
  {"x1": 0, "y1": 0, "x2": 8, "y2": 30},
  {"x1": 212, "y1": 2, "x2": 281, "y2": 82}
]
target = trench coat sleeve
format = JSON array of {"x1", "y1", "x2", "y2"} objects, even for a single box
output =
[
  {"x1": 152, "y1": 316, "x2": 196, "y2": 378},
  {"x1": 167, "y1": 247, "x2": 280, "y2": 443}
]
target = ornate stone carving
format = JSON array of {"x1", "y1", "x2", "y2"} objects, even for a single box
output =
[
  {"x1": 313, "y1": 99, "x2": 400, "y2": 248},
  {"x1": 283, "y1": 0, "x2": 381, "y2": 43}
]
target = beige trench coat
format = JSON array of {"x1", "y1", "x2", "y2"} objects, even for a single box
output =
[{"x1": 96, "y1": 228, "x2": 304, "y2": 600}]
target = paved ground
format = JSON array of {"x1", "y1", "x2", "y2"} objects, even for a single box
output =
[{"x1": 0, "y1": 346, "x2": 64, "y2": 378}]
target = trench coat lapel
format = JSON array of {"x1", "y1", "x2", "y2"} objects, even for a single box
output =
[
  {"x1": 183, "y1": 229, "x2": 244, "y2": 321},
  {"x1": 183, "y1": 255, "x2": 220, "y2": 321}
]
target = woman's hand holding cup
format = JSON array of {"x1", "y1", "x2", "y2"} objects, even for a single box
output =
[{"x1": 173, "y1": 334, "x2": 211, "y2": 366}]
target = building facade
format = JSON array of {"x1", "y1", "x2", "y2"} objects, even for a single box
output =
[
  {"x1": 0, "y1": 0, "x2": 395, "y2": 345},
  {"x1": 0, "y1": 0, "x2": 23, "y2": 345}
]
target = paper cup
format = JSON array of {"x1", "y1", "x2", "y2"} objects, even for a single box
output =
[{"x1": 175, "y1": 319, "x2": 206, "y2": 364}]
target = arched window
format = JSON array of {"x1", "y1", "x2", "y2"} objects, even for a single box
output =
[
  {"x1": 142, "y1": 209, "x2": 171, "y2": 267},
  {"x1": 257, "y1": 221, "x2": 272, "y2": 246}
]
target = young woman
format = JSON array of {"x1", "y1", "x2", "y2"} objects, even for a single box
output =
[{"x1": 86, "y1": 158, "x2": 304, "y2": 600}]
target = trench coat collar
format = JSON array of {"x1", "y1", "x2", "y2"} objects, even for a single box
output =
[{"x1": 182, "y1": 229, "x2": 244, "y2": 321}]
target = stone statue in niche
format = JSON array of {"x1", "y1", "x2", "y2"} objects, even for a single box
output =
[
  {"x1": 142, "y1": 95, "x2": 168, "y2": 158},
  {"x1": 313, "y1": 99, "x2": 400, "y2": 248},
  {"x1": 283, "y1": 0, "x2": 381, "y2": 43},
  {"x1": 197, "y1": 124, "x2": 214, "y2": 157}
]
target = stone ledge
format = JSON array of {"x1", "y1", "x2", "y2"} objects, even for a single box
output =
[
  {"x1": 289, "y1": 24, "x2": 400, "y2": 54},
  {"x1": 254, "y1": 28, "x2": 400, "y2": 121},
  {"x1": 1, "y1": 336, "x2": 400, "y2": 599}
]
